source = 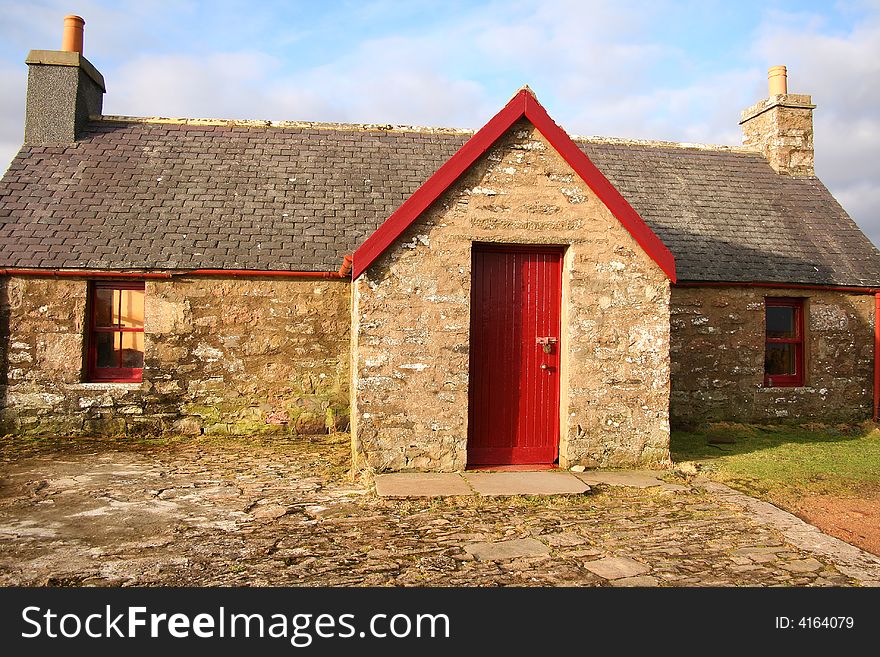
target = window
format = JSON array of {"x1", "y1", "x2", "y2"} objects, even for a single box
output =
[
  {"x1": 87, "y1": 282, "x2": 145, "y2": 382},
  {"x1": 764, "y1": 297, "x2": 805, "y2": 387}
]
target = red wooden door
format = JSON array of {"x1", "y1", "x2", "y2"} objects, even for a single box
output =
[{"x1": 467, "y1": 244, "x2": 563, "y2": 466}]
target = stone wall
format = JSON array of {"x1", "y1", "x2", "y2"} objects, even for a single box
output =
[
  {"x1": 352, "y1": 121, "x2": 671, "y2": 473},
  {"x1": 0, "y1": 276, "x2": 350, "y2": 435},
  {"x1": 670, "y1": 286, "x2": 874, "y2": 425}
]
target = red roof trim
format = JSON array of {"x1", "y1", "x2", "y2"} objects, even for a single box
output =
[
  {"x1": 521, "y1": 93, "x2": 676, "y2": 281},
  {"x1": 352, "y1": 89, "x2": 676, "y2": 282}
]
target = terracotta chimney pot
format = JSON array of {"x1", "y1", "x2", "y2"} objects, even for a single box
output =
[
  {"x1": 768, "y1": 65, "x2": 787, "y2": 96},
  {"x1": 61, "y1": 15, "x2": 85, "y2": 54}
]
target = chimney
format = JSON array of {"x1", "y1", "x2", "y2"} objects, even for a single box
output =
[
  {"x1": 739, "y1": 66, "x2": 815, "y2": 177},
  {"x1": 24, "y1": 15, "x2": 105, "y2": 144}
]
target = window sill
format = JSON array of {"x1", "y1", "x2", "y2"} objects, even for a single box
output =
[
  {"x1": 759, "y1": 384, "x2": 810, "y2": 391},
  {"x1": 70, "y1": 382, "x2": 145, "y2": 391}
]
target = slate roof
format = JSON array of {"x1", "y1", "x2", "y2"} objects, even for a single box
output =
[
  {"x1": 580, "y1": 142, "x2": 880, "y2": 285},
  {"x1": 1, "y1": 117, "x2": 879, "y2": 285}
]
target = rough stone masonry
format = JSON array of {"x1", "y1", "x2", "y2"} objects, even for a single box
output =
[
  {"x1": 670, "y1": 286, "x2": 874, "y2": 425},
  {"x1": 352, "y1": 121, "x2": 671, "y2": 473},
  {"x1": 0, "y1": 276, "x2": 350, "y2": 436}
]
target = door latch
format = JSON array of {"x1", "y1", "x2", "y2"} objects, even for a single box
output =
[{"x1": 536, "y1": 337, "x2": 558, "y2": 354}]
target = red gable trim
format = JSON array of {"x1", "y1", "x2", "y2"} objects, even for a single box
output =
[{"x1": 352, "y1": 89, "x2": 676, "y2": 282}]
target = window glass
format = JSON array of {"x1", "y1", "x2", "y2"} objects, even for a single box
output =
[
  {"x1": 120, "y1": 331, "x2": 144, "y2": 368},
  {"x1": 765, "y1": 343, "x2": 796, "y2": 376},
  {"x1": 95, "y1": 331, "x2": 116, "y2": 368},
  {"x1": 119, "y1": 288, "x2": 144, "y2": 329},
  {"x1": 766, "y1": 306, "x2": 796, "y2": 338},
  {"x1": 94, "y1": 288, "x2": 115, "y2": 327},
  {"x1": 94, "y1": 289, "x2": 144, "y2": 329}
]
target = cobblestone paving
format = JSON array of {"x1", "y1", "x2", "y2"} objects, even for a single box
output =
[{"x1": 0, "y1": 435, "x2": 877, "y2": 587}]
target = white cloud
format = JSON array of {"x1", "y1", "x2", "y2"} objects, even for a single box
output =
[
  {"x1": 272, "y1": 34, "x2": 494, "y2": 126},
  {"x1": 105, "y1": 47, "x2": 491, "y2": 128},
  {"x1": 469, "y1": 0, "x2": 678, "y2": 101},
  {"x1": 563, "y1": 68, "x2": 755, "y2": 145},
  {"x1": 0, "y1": 62, "x2": 26, "y2": 174},
  {"x1": 106, "y1": 52, "x2": 285, "y2": 119},
  {"x1": 753, "y1": 7, "x2": 880, "y2": 244}
]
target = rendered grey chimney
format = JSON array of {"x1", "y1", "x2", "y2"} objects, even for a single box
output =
[
  {"x1": 740, "y1": 65, "x2": 815, "y2": 177},
  {"x1": 24, "y1": 15, "x2": 105, "y2": 144}
]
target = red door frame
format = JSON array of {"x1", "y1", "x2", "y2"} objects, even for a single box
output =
[{"x1": 467, "y1": 243, "x2": 564, "y2": 467}]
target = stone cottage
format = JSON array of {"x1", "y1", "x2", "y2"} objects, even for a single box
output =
[{"x1": 2, "y1": 17, "x2": 879, "y2": 472}]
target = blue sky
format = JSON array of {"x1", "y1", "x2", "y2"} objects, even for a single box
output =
[{"x1": 1, "y1": 0, "x2": 879, "y2": 243}]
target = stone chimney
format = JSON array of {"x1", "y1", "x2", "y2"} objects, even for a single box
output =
[
  {"x1": 24, "y1": 15, "x2": 105, "y2": 144},
  {"x1": 740, "y1": 66, "x2": 815, "y2": 177}
]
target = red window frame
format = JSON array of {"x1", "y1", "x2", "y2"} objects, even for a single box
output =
[
  {"x1": 764, "y1": 297, "x2": 805, "y2": 387},
  {"x1": 87, "y1": 281, "x2": 145, "y2": 383}
]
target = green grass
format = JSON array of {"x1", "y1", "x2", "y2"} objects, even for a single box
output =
[{"x1": 671, "y1": 423, "x2": 880, "y2": 503}]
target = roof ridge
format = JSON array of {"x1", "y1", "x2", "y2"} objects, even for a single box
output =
[
  {"x1": 572, "y1": 134, "x2": 757, "y2": 154},
  {"x1": 95, "y1": 115, "x2": 477, "y2": 136},
  {"x1": 96, "y1": 115, "x2": 758, "y2": 153}
]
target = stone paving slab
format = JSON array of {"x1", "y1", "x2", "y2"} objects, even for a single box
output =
[
  {"x1": 573, "y1": 470, "x2": 686, "y2": 491},
  {"x1": 464, "y1": 538, "x2": 551, "y2": 561},
  {"x1": 584, "y1": 556, "x2": 651, "y2": 580},
  {"x1": 462, "y1": 471, "x2": 590, "y2": 496},
  {"x1": 374, "y1": 473, "x2": 473, "y2": 498},
  {"x1": 374, "y1": 469, "x2": 697, "y2": 499}
]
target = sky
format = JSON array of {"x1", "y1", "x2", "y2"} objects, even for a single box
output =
[{"x1": 1, "y1": 0, "x2": 878, "y2": 244}]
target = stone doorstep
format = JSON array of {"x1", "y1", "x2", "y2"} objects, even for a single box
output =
[
  {"x1": 374, "y1": 473, "x2": 473, "y2": 498},
  {"x1": 374, "y1": 469, "x2": 693, "y2": 498},
  {"x1": 374, "y1": 471, "x2": 590, "y2": 498},
  {"x1": 463, "y1": 471, "x2": 590, "y2": 496}
]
